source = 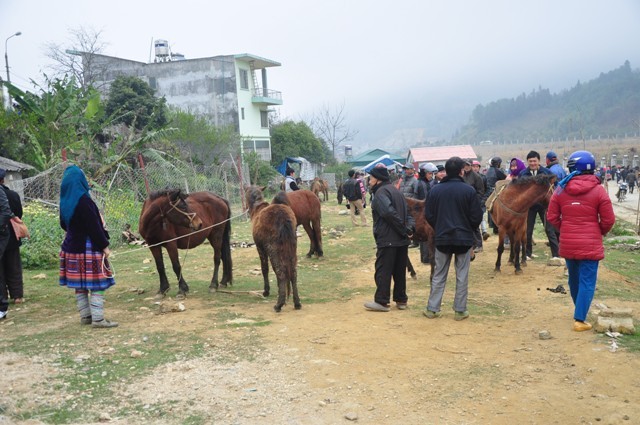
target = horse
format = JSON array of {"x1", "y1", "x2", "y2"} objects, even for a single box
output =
[
  {"x1": 489, "y1": 175, "x2": 555, "y2": 274},
  {"x1": 285, "y1": 189, "x2": 324, "y2": 257},
  {"x1": 405, "y1": 197, "x2": 435, "y2": 282},
  {"x1": 336, "y1": 181, "x2": 344, "y2": 205},
  {"x1": 139, "y1": 189, "x2": 233, "y2": 297},
  {"x1": 311, "y1": 177, "x2": 329, "y2": 201},
  {"x1": 245, "y1": 186, "x2": 300, "y2": 312}
]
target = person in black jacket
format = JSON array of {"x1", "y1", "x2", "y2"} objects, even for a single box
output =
[
  {"x1": 0, "y1": 169, "x2": 25, "y2": 306},
  {"x1": 364, "y1": 164, "x2": 415, "y2": 312},
  {"x1": 0, "y1": 169, "x2": 16, "y2": 320},
  {"x1": 424, "y1": 157, "x2": 482, "y2": 321},
  {"x1": 483, "y1": 157, "x2": 507, "y2": 236}
]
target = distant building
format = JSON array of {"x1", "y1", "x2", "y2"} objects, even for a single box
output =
[
  {"x1": 347, "y1": 149, "x2": 405, "y2": 167},
  {"x1": 407, "y1": 145, "x2": 477, "y2": 168},
  {"x1": 84, "y1": 51, "x2": 282, "y2": 161}
]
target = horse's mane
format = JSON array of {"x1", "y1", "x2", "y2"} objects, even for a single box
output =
[
  {"x1": 149, "y1": 189, "x2": 182, "y2": 200},
  {"x1": 511, "y1": 174, "x2": 555, "y2": 187},
  {"x1": 272, "y1": 191, "x2": 290, "y2": 205}
]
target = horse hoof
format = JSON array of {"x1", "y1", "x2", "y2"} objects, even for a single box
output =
[
  {"x1": 294, "y1": 304, "x2": 302, "y2": 310},
  {"x1": 273, "y1": 305, "x2": 282, "y2": 313},
  {"x1": 521, "y1": 262, "x2": 527, "y2": 267},
  {"x1": 208, "y1": 286, "x2": 218, "y2": 293},
  {"x1": 515, "y1": 269, "x2": 523, "y2": 275},
  {"x1": 411, "y1": 273, "x2": 417, "y2": 280},
  {"x1": 263, "y1": 291, "x2": 270, "y2": 297},
  {"x1": 494, "y1": 268, "x2": 501, "y2": 273},
  {"x1": 154, "y1": 292, "x2": 166, "y2": 301},
  {"x1": 176, "y1": 293, "x2": 186, "y2": 300}
]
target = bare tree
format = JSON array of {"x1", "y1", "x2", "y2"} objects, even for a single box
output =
[
  {"x1": 312, "y1": 101, "x2": 358, "y2": 160},
  {"x1": 44, "y1": 26, "x2": 109, "y2": 92}
]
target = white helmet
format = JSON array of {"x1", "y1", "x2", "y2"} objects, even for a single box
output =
[{"x1": 420, "y1": 162, "x2": 438, "y2": 173}]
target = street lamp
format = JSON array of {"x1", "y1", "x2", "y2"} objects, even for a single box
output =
[
  {"x1": 4, "y1": 31, "x2": 21, "y2": 83},
  {"x1": 4, "y1": 31, "x2": 21, "y2": 109}
]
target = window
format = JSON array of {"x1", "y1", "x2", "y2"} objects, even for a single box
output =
[
  {"x1": 260, "y1": 110, "x2": 268, "y2": 128},
  {"x1": 241, "y1": 107, "x2": 245, "y2": 120},
  {"x1": 239, "y1": 69, "x2": 249, "y2": 90}
]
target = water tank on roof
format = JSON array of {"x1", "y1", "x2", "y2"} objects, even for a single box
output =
[
  {"x1": 154, "y1": 39, "x2": 170, "y2": 58},
  {"x1": 345, "y1": 145, "x2": 353, "y2": 157}
]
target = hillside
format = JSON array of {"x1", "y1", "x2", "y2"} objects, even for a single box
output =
[{"x1": 453, "y1": 61, "x2": 640, "y2": 145}]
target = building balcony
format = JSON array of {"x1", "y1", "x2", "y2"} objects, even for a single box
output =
[{"x1": 251, "y1": 88, "x2": 283, "y2": 105}]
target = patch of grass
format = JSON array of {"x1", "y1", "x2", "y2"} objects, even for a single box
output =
[
  {"x1": 602, "y1": 248, "x2": 640, "y2": 285},
  {"x1": 609, "y1": 220, "x2": 637, "y2": 237},
  {"x1": 618, "y1": 331, "x2": 640, "y2": 352},
  {"x1": 596, "y1": 279, "x2": 640, "y2": 301}
]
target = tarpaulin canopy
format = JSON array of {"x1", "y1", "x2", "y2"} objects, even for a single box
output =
[
  {"x1": 275, "y1": 157, "x2": 320, "y2": 181},
  {"x1": 361, "y1": 155, "x2": 403, "y2": 173},
  {"x1": 276, "y1": 157, "x2": 303, "y2": 176}
]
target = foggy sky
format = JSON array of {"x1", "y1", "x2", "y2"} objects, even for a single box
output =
[{"x1": 2, "y1": 0, "x2": 639, "y2": 148}]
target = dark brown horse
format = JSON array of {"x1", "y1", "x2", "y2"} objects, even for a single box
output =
[
  {"x1": 489, "y1": 175, "x2": 555, "y2": 274},
  {"x1": 246, "y1": 187, "x2": 300, "y2": 312},
  {"x1": 405, "y1": 197, "x2": 435, "y2": 282},
  {"x1": 139, "y1": 190, "x2": 233, "y2": 297},
  {"x1": 336, "y1": 181, "x2": 344, "y2": 205},
  {"x1": 311, "y1": 177, "x2": 329, "y2": 201},
  {"x1": 286, "y1": 189, "x2": 323, "y2": 257}
]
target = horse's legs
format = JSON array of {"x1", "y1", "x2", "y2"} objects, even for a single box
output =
[
  {"x1": 166, "y1": 242, "x2": 189, "y2": 295},
  {"x1": 406, "y1": 256, "x2": 417, "y2": 280},
  {"x1": 495, "y1": 231, "x2": 504, "y2": 272},
  {"x1": 151, "y1": 246, "x2": 171, "y2": 296},
  {"x1": 208, "y1": 236, "x2": 223, "y2": 291},
  {"x1": 313, "y1": 218, "x2": 323, "y2": 257},
  {"x1": 300, "y1": 222, "x2": 315, "y2": 258},
  {"x1": 291, "y1": 269, "x2": 301, "y2": 310},
  {"x1": 257, "y1": 244, "x2": 270, "y2": 297},
  {"x1": 513, "y1": 233, "x2": 523, "y2": 274}
]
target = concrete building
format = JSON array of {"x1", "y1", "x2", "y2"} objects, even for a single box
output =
[{"x1": 85, "y1": 51, "x2": 282, "y2": 161}]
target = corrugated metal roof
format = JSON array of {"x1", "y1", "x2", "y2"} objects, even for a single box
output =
[
  {"x1": 408, "y1": 145, "x2": 477, "y2": 162},
  {"x1": 348, "y1": 149, "x2": 405, "y2": 166},
  {"x1": 0, "y1": 156, "x2": 35, "y2": 171}
]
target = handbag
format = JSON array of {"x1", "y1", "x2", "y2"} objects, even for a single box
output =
[{"x1": 9, "y1": 216, "x2": 29, "y2": 240}]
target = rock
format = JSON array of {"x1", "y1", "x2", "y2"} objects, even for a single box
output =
[
  {"x1": 345, "y1": 412, "x2": 358, "y2": 421},
  {"x1": 32, "y1": 273, "x2": 47, "y2": 279},
  {"x1": 339, "y1": 210, "x2": 349, "y2": 216},
  {"x1": 594, "y1": 316, "x2": 635, "y2": 335},
  {"x1": 547, "y1": 257, "x2": 564, "y2": 266},
  {"x1": 539, "y1": 330, "x2": 552, "y2": 340},
  {"x1": 599, "y1": 307, "x2": 633, "y2": 318},
  {"x1": 98, "y1": 412, "x2": 111, "y2": 422},
  {"x1": 130, "y1": 350, "x2": 144, "y2": 358}
]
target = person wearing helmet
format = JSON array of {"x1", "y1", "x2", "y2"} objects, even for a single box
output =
[
  {"x1": 547, "y1": 151, "x2": 615, "y2": 332},
  {"x1": 412, "y1": 162, "x2": 437, "y2": 201},
  {"x1": 483, "y1": 157, "x2": 507, "y2": 237}
]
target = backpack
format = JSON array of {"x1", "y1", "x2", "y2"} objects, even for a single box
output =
[{"x1": 343, "y1": 178, "x2": 358, "y2": 201}]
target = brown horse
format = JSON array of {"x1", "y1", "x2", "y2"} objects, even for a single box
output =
[
  {"x1": 246, "y1": 187, "x2": 300, "y2": 312},
  {"x1": 311, "y1": 177, "x2": 329, "y2": 201},
  {"x1": 286, "y1": 189, "x2": 323, "y2": 257},
  {"x1": 405, "y1": 197, "x2": 436, "y2": 282},
  {"x1": 489, "y1": 175, "x2": 555, "y2": 274},
  {"x1": 139, "y1": 190, "x2": 233, "y2": 297},
  {"x1": 336, "y1": 181, "x2": 344, "y2": 205}
]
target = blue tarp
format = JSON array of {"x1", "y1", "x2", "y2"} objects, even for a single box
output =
[
  {"x1": 275, "y1": 157, "x2": 303, "y2": 176},
  {"x1": 362, "y1": 155, "x2": 403, "y2": 173}
]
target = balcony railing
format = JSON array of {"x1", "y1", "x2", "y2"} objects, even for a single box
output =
[{"x1": 251, "y1": 88, "x2": 282, "y2": 102}]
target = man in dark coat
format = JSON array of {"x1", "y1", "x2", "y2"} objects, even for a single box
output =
[
  {"x1": 0, "y1": 169, "x2": 24, "y2": 306},
  {"x1": 424, "y1": 157, "x2": 482, "y2": 321},
  {"x1": 483, "y1": 157, "x2": 507, "y2": 235},
  {"x1": 364, "y1": 165, "x2": 415, "y2": 312},
  {"x1": 519, "y1": 150, "x2": 560, "y2": 261}
]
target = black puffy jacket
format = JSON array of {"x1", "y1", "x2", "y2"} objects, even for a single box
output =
[{"x1": 370, "y1": 181, "x2": 415, "y2": 248}]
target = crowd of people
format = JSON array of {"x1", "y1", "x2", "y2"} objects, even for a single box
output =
[{"x1": 0, "y1": 150, "x2": 625, "y2": 332}]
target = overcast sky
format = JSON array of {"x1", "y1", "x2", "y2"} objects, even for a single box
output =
[{"x1": 2, "y1": 0, "x2": 639, "y2": 146}]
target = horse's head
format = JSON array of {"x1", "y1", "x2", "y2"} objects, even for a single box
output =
[
  {"x1": 164, "y1": 190, "x2": 202, "y2": 231},
  {"x1": 245, "y1": 186, "x2": 267, "y2": 218}
]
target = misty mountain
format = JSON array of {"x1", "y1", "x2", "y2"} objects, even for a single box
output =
[{"x1": 348, "y1": 61, "x2": 640, "y2": 156}]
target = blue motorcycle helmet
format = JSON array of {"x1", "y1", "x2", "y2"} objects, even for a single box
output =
[{"x1": 567, "y1": 150, "x2": 596, "y2": 173}]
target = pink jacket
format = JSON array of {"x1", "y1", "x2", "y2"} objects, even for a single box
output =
[{"x1": 547, "y1": 174, "x2": 615, "y2": 260}]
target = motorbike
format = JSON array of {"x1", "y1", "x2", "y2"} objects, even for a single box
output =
[{"x1": 617, "y1": 182, "x2": 628, "y2": 202}]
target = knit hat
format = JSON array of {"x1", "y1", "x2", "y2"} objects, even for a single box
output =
[{"x1": 369, "y1": 166, "x2": 390, "y2": 181}]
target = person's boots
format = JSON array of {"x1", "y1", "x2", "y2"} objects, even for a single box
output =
[
  {"x1": 89, "y1": 291, "x2": 118, "y2": 328},
  {"x1": 75, "y1": 289, "x2": 92, "y2": 325}
]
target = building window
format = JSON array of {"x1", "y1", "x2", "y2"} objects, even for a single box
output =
[
  {"x1": 241, "y1": 107, "x2": 245, "y2": 120},
  {"x1": 260, "y1": 110, "x2": 268, "y2": 128},
  {"x1": 239, "y1": 69, "x2": 249, "y2": 90}
]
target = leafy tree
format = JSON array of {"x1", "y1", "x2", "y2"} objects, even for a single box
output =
[
  {"x1": 270, "y1": 120, "x2": 326, "y2": 166},
  {"x1": 244, "y1": 151, "x2": 278, "y2": 186},
  {"x1": 104, "y1": 76, "x2": 168, "y2": 131},
  {"x1": 166, "y1": 108, "x2": 239, "y2": 165}
]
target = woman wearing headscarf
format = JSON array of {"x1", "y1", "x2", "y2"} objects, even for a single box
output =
[
  {"x1": 59, "y1": 165, "x2": 117, "y2": 328},
  {"x1": 507, "y1": 158, "x2": 526, "y2": 180}
]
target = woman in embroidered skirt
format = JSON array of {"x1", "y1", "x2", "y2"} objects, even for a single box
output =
[{"x1": 59, "y1": 165, "x2": 117, "y2": 328}]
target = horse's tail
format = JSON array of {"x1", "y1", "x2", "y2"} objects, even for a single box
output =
[
  {"x1": 274, "y1": 207, "x2": 298, "y2": 285},
  {"x1": 221, "y1": 197, "x2": 233, "y2": 285}
]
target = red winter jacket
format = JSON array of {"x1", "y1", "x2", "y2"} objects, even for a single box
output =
[{"x1": 547, "y1": 174, "x2": 615, "y2": 260}]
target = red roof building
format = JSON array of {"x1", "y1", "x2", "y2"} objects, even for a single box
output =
[{"x1": 407, "y1": 145, "x2": 478, "y2": 167}]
